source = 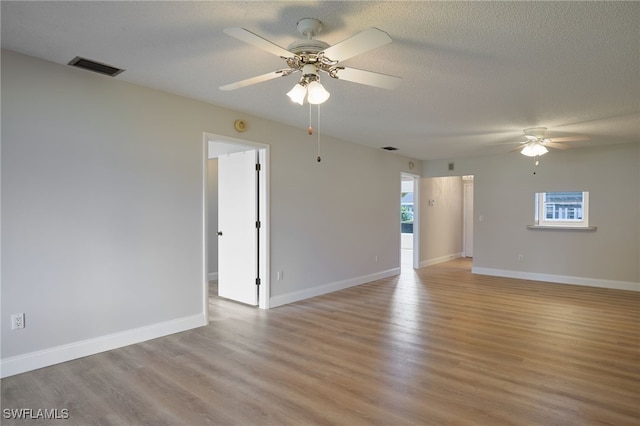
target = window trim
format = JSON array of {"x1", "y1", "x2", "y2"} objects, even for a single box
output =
[
  {"x1": 527, "y1": 225, "x2": 597, "y2": 231},
  {"x1": 531, "y1": 191, "x2": 594, "y2": 230}
]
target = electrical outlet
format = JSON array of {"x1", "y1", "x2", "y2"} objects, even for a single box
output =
[
  {"x1": 11, "y1": 313, "x2": 25, "y2": 330},
  {"x1": 277, "y1": 271, "x2": 283, "y2": 281}
]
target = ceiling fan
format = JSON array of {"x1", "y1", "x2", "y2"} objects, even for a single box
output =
[
  {"x1": 219, "y1": 18, "x2": 402, "y2": 104},
  {"x1": 512, "y1": 127, "x2": 589, "y2": 156}
]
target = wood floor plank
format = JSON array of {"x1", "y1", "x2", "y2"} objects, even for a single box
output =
[{"x1": 2, "y1": 258, "x2": 639, "y2": 425}]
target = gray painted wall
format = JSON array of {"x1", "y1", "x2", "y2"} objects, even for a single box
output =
[
  {"x1": 423, "y1": 143, "x2": 639, "y2": 285},
  {"x1": 1, "y1": 50, "x2": 416, "y2": 371},
  {"x1": 419, "y1": 176, "x2": 464, "y2": 265}
]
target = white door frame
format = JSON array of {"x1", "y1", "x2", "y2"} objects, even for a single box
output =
[
  {"x1": 463, "y1": 177, "x2": 474, "y2": 258},
  {"x1": 203, "y1": 132, "x2": 270, "y2": 315},
  {"x1": 401, "y1": 172, "x2": 421, "y2": 269}
]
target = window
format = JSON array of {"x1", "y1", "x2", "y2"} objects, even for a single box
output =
[{"x1": 534, "y1": 191, "x2": 589, "y2": 228}]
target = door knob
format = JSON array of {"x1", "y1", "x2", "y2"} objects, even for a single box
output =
[{"x1": 217, "y1": 231, "x2": 223, "y2": 236}]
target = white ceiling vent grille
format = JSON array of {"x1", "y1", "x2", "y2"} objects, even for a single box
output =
[{"x1": 68, "y1": 56, "x2": 124, "y2": 77}]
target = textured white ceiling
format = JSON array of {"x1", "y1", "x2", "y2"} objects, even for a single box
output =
[{"x1": 2, "y1": 1, "x2": 639, "y2": 160}]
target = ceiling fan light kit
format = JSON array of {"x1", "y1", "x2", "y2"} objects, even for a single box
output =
[
  {"x1": 306, "y1": 80, "x2": 330, "y2": 104},
  {"x1": 286, "y1": 64, "x2": 330, "y2": 105},
  {"x1": 520, "y1": 141, "x2": 549, "y2": 157},
  {"x1": 521, "y1": 127, "x2": 550, "y2": 157},
  {"x1": 286, "y1": 83, "x2": 307, "y2": 105}
]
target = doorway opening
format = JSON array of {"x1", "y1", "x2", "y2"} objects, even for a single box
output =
[
  {"x1": 401, "y1": 173, "x2": 420, "y2": 270},
  {"x1": 419, "y1": 175, "x2": 473, "y2": 271},
  {"x1": 204, "y1": 133, "x2": 270, "y2": 314}
]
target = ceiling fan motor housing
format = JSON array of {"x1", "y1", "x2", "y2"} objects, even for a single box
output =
[
  {"x1": 524, "y1": 127, "x2": 548, "y2": 140},
  {"x1": 287, "y1": 39, "x2": 330, "y2": 55},
  {"x1": 287, "y1": 18, "x2": 332, "y2": 70}
]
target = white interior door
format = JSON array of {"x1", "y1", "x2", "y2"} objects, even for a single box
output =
[{"x1": 218, "y1": 150, "x2": 258, "y2": 305}]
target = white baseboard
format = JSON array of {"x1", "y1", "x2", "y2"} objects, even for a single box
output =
[
  {"x1": 420, "y1": 252, "x2": 464, "y2": 268},
  {"x1": 472, "y1": 267, "x2": 640, "y2": 292},
  {"x1": 269, "y1": 268, "x2": 401, "y2": 308},
  {"x1": 0, "y1": 313, "x2": 207, "y2": 378},
  {"x1": 208, "y1": 272, "x2": 218, "y2": 281}
]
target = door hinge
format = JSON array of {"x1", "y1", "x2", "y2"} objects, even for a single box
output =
[
  {"x1": 256, "y1": 220, "x2": 261, "y2": 229},
  {"x1": 256, "y1": 278, "x2": 261, "y2": 286},
  {"x1": 255, "y1": 163, "x2": 261, "y2": 171}
]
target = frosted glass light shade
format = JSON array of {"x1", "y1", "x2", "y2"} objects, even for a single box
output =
[
  {"x1": 287, "y1": 83, "x2": 307, "y2": 105},
  {"x1": 521, "y1": 142, "x2": 548, "y2": 157},
  {"x1": 306, "y1": 81, "x2": 330, "y2": 104}
]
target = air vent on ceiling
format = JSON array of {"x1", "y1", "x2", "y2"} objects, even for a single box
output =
[
  {"x1": 381, "y1": 146, "x2": 399, "y2": 151},
  {"x1": 68, "y1": 56, "x2": 125, "y2": 77}
]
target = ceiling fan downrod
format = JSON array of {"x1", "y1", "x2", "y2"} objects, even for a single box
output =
[{"x1": 296, "y1": 18, "x2": 323, "y2": 39}]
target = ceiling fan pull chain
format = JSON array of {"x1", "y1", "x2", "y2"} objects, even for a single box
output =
[
  {"x1": 317, "y1": 104, "x2": 322, "y2": 162},
  {"x1": 308, "y1": 102, "x2": 313, "y2": 135}
]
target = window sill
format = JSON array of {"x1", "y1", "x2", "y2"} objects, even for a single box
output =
[{"x1": 527, "y1": 225, "x2": 597, "y2": 231}]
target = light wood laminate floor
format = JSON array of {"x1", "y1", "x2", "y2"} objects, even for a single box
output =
[{"x1": 2, "y1": 258, "x2": 639, "y2": 425}]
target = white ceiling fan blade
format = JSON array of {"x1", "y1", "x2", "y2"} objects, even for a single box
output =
[
  {"x1": 545, "y1": 142, "x2": 571, "y2": 150},
  {"x1": 333, "y1": 67, "x2": 402, "y2": 90},
  {"x1": 220, "y1": 70, "x2": 291, "y2": 91},
  {"x1": 224, "y1": 27, "x2": 292, "y2": 58},
  {"x1": 549, "y1": 136, "x2": 590, "y2": 143},
  {"x1": 322, "y1": 28, "x2": 392, "y2": 62},
  {"x1": 495, "y1": 138, "x2": 528, "y2": 145},
  {"x1": 508, "y1": 144, "x2": 527, "y2": 153}
]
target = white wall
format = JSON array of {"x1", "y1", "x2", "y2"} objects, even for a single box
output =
[
  {"x1": 423, "y1": 143, "x2": 640, "y2": 290},
  {"x1": 1, "y1": 50, "x2": 418, "y2": 376},
  {"x1": 419, "y1": 176, "x2": 464, "y2": 266}
]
